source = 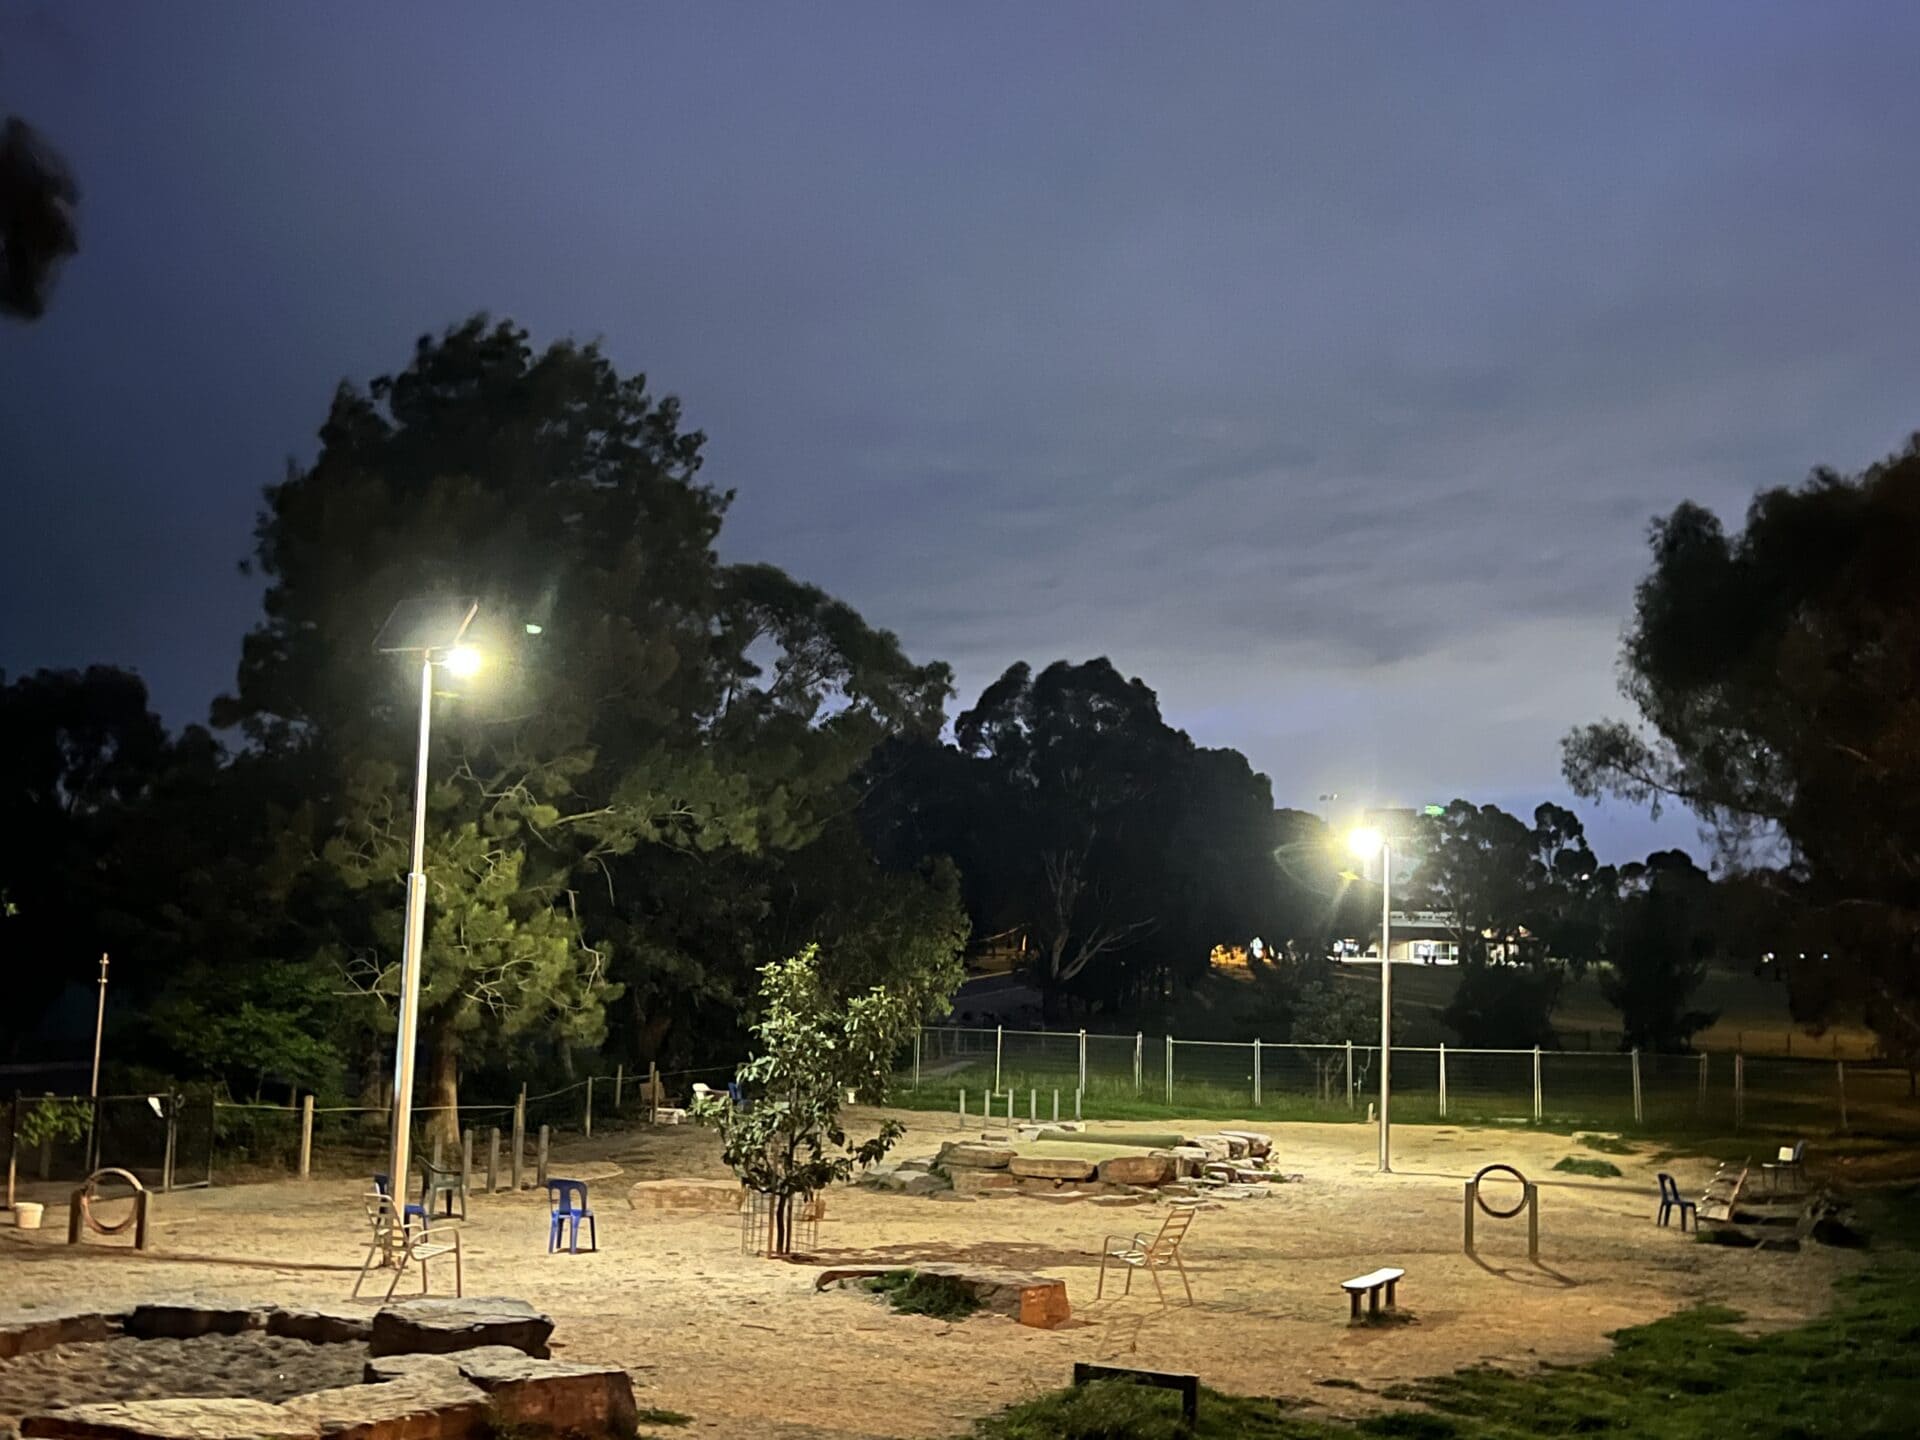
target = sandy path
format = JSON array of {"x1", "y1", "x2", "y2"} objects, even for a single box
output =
[{"x1": 0, "y1": 1113, "x2": 1857, "y2": 1438}]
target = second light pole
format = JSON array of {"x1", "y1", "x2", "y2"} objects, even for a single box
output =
[{"x1": 1347, "y1": 825, "x2": 1392, "y2": 1173}]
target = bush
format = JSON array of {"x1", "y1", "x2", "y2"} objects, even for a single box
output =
[{"x1": 864, "y1": 1269, "x2": 981, "y2": 1321}]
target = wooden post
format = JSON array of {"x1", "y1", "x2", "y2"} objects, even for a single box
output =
[
  {"x1": 1837, "y1": 1060, "x2": 1849, "y2": 1132},
  {"x1": 1526, "y1": 1184, "x2": 1539, "y2": 1261},
  {"x1": 1134, "y1": 1033, "x2": 1143, "y2": 1094},
  {"x1": 1631, "y1": 1049, "x2": 1644, "y2": 1125},
  {"x1": 1463, "y1": 1179, "x2": 1476, "y2": 1257},
  {"x1": 1532, "y1": 1046, "x2": 1543, "y2": 1121},
  {"x1": 647, "y1": 1062, "x2": 661, "y2": 1123},
  {"x1": 1734, "y1": 1052, "x2": 1745, "y2": 1130},
  {"x1": 461, "y1": 1127, "x2": 474, "y2": 1187},
  {"x1": 614, "y1": 1063, "x2": 624, "y2": 1110},
  {"x1": 207, "y1": 1094, "x2": 217, "y2": 1188},
  {"x1": 584, "y1": 1077, "x2": 594, "y2": 1139},
  {"x1": 1078, "y1": 1029, "x2": 1087, "y2": 1094},
  {"x1": 1164, "y1": 1035, "x2": 1174, "y2": 1104},
  {"x1": 1253, "y1": 1038, "x2": 1262, "y2": 1107},
  {"x1": 487, "y1": 1126, "x2": 500, "y2": 1193},
  {"x1": 511, "y1": 1086, "x2": 527, "y2": 1190},
  {"x1": 161, "y1": 1094, "x2": 177, "y2": 1194},
  {"x1": 6, "y1": 1094, "x2": 17, "y2": 1211},
  {"x1": 297, "y1": 1095, "x2": 315, "y2": 1179},
  {"x1": 914, "y1": 1031, "x2": 923, "y2": 1090},
  {"x1": 1345, "y1": 1040, "x2": 1354, "y2": 1109},
  {"x1": 537, "y1": 1124, "x2": 551, "y2": 1187},
  {"x1": 1438, "y1": 1044, "x2": 1448, "y2": 1119}
]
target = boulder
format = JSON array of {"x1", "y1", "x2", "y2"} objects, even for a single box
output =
[
  {"x1": 22, "y1": 1398, "x2": 317, "y2": 1440},
  {"x1": 1098, "y1": 1154, "x2": 1176, "y2": 1186},
  {"x1": 1220, "y1": 1130, "x2": 1273, "y2": 1158},
  {"x1": 1163, "y1": 1146, "x2": 1210, "y2": 1177},
  {"x1": 369, "y1": 1297, "x2": 552, "y2": 1359},
  {"x1": 279, "y1": 1372, "x2": 488, "y2": 1440},
  {"x1": 949, "y1": 1168, "x2": 1018, "y2": 1195},
  {"x1": 625, "y1": 1179, "x2": 744, "y2": 1213},
  {"x1": 1191, "y1": 1134, "x2": 1244, "y2": 1160},
  {"x1": 123, "y1": 1306, "x2": 261, "y2": 1341},
  {"x1": 454, "y1": 1347, "x2": 638, "y2": 1437},
  {"x1": 1007, "y1": 1156, "x2": 1096, "y2": 1182},
  {"x1": 264, "y1": 1307, "x2": 372, "y2": 1345},
  {"x1": 934, "y1": 1142, "x2": 1015, "y2": 1170}
]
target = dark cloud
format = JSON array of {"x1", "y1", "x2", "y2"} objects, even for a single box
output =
[{"x1": 5, "y1": 2, "x2": 1919, "y2": 862}]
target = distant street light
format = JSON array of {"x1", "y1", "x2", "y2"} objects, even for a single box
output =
[
  {"x1": 372, "y1": 596, "x2": 479, "y2": 1213},
  {"x1": 1346, "y1": 825, "x2": 1393, "y2": 1174}
]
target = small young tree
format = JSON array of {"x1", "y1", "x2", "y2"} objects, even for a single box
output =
[
  {"x1": 1289, "y1": 959, "x2": 1377, "y2": 1101},
  {"x1": 694, "y1": 946, "x2": 917, "y2": 1256}
]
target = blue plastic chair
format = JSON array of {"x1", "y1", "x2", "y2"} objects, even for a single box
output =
[
  {"x1": 546, "y1": 1178, "x2": 597, "y2": 1254},
  {"x1": 373, "y1": 1172, "x2": 429, "y2": 1235},
  {"x1": 727, "y1": 1081, "x2": 748, "y2": 1108},
  {"x1": 1655, "y1": 1172, "x2": 1696, "y2": 1232}
]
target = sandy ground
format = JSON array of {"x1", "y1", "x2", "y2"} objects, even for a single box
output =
[{"x1": 0, "y1": 1112, "x2": 1862, "y2": 1439}]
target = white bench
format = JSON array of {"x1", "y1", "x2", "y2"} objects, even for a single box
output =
[{"x1": 1341, "y1": 1266, "x2": 1404, "y2": 1322}]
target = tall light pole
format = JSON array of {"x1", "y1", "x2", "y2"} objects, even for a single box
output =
[
  {"x1": 373, "y1": 597, "x2": 481, "y2": 1207},
  {"x1": 1347, "y1": 826, "x2": 1392, "y2": 1173}
]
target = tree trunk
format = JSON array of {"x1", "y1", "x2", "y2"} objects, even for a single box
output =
[{"x1": 422, "y1": 1008, "x2": 462, "y2": 1156}]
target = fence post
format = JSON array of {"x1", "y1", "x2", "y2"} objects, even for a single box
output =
[
  {"x1": 994, "y1": 1026, "x2": 1003, "y2": 1093},
  {"x1": 959, "y1": 1090, "x2": 967, "y2": 1130},
  {"x1": 207, "y1": 1094, "x2": 216, "y2": 1187},
  {"x1": 161, "y1": 1094, "x2": 177, "y2": 1194},
  {"x1": 914, "y1": 1031, "x2": 923, "y2": 1090},
  {"x1": 1164, "y1": 1035, "x2": 1174, "y2": 1104},
  {"x1": 1698, "y1": 1053, "x2": 1709, "y2": 1117},
  {"x1": 1078, "y1": 1030, "x2": 1087, "y2": 1094},
  {"x1": 1029, "y1": 1088, "x2": 1037, "y2": 1122},
  {"x1": 1733, "y1": 1052, "x2": 1745, "y2": 1130},
  {"x1": 1631, "y1": 1048, "x2": 1644, "y2": 1125},
  {"x1": 1052, "y1": 1089, "x2": 1059, "y2": 1122},
  {"x1": 461, "y1": 1127, "x2": 474, "y2": 1187},
  {"x1": 298, "y1": 1095, "x2": 315, "y2": 1179},
  {"x1": 1438, "y1": 1043, "x2": 1448, "y2": 1119},
  {"x1": 1837, "y1": 1060, "x2": 1849, "y2": 1133},
  {"x1": 1134, "y1": 1033, "x2": 1144, "y2": 1094},
  {"x1": 6, "y1": 1093, "x2": 17, "y2": 1210},
  {"x1": 487, "y1": 1126, "x2": 500, "y2": 1193},
  {"x1": 614, "y1": 1063, "x2": 624, "y2": 1110},
  {"x1": 537, "y1": 1124, "x2": 551, "y2": 1187},
  {"x1": 1532, "y1": 1046, "x2": 1543, "y2": 1122},
  {"x1": 1075, "y1": 1087, "x2": 1082, "y2": 1121},
  {"x1": 511, "y1": 1086, "x2": 527, "y2": 1190},
  {"x1": 1253, "y1": 1038, "x2": 1262, "y2": 1108},
  {"x1": 584, "y1": 1077, "x2": 594, "y2": 1139},
  {"x1": 1345, "y1": 1040, "x2": 1354, "y2": 1109}
]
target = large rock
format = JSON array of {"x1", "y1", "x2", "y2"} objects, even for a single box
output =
[
  {"x1": 1220, "y1": 1129, "x2": 1273, "y2": 1158},
  {"x1": 949, "y1": 1168, "x2": 1018, "y2": 1195},
  {"x1": 457, "y1": 1347, "x2": 638, "y2": 1436},
  {"x1": 279, "y1": 1372, "x2": 487, "y2": 1440},
  {"x1": 22, "y1": 1398, "x2": 317, "y2": 1440},
  {"x1": 934, "y1": 1142, "x2": 1015, "y2": 1170},
  {"x1": 369, "y1": 1297, "x2": 552, "y2": 1360},
  {"x1": 1007, "y1": 1156, "x2": 1096, "y2": 1182},
  {"x1": 625, "y1": 1179, "x2": 743, "y2": 1213},
  {"x1": 0, "y1": 1311, "x2": 123, "y2": 1360},
  {"x1": 124, "y1": 1306, "x2": 261, "y2": 1341},
  {"x1": 264, "y1": 1306, "x2": 372, "y2": 1345},
  {"x1": 1164, "y1": 1145, "x2": 1210, "y2": 1176},
  {"x1": 1190, "y1": 1134, "x2": 1243, "y2": 1160},
  {"x1": 1098, "y1": 1154, "x2": 1176, "y2": 1186}
]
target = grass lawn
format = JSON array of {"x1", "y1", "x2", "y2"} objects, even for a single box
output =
[{"x1": 968, "y1": 1192, "x2": 1920, "y2": 1440}]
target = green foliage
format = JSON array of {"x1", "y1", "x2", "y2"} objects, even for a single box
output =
[
  {"x1": 634, "y1": 1409, "x2": 693, "y2": 1427},
  {"x1": 16, "y1": 1095, "x2": 91, "y2": 1148},
  {"x1": 1551, "y1": 1156, "x2": 1622, "y2": 1177},
  {"x1": 695, "y1": 945, "x2": 940, "y2": 1252},
  {"x1": 1600, "y1": 853, "x2": 1718, "y2": 1051},
  {"x1": 1573, "y1": 1133, "x2": 1635, "y2": 1154},
  {"x1": 0, "y1": 115, "x2": 80, "y2": 321},
  {"x1": 1441, "y1": 963, "x2": 1561, "y2": 1050},
  {"x1": 863, "y1": 1269, "x2": 982, "y2": 1321}
]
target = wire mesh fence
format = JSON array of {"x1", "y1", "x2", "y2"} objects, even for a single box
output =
[{"x1": 904, "y1": 1025, "x2": 1918, "y2": 1138}]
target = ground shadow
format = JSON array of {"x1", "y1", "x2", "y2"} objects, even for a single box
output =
[{"x1": 1467, "y1": 1252, "x2": 1578, "y2": 1287}]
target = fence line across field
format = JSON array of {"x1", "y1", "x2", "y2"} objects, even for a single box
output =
[{"x1": 913, "y1": 1025, "x2": 1890, "y2": 1136}]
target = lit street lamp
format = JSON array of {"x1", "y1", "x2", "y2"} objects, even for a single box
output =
[
  {"x1": 373, "y1": 597, "x2": 480, "y2": 1211},
  {"x1": 1346, "y1": 825, "x2": 1392, "y2": 1173}
]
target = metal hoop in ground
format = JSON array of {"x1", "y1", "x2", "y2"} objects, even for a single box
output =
[
  {"x1": 1463, "y1": 1163, "x2": 1538, "y2": 1261},
  {"x1": 68, "y1": 1167, "x2": 152, "y2": 1248}
]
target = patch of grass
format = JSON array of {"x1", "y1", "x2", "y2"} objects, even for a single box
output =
[
  {"x1": 1551, "y1": 1156, "x2": 1623, "y2": 1178},
  {"x1": 635, "y1": 1409, "x2": 693, "y2": 1427},
  {"x1": 969, "y1": 1251, "x2": 1920, "y2": 1438},
  {"x1": 1572, "y1": 1132, "x2": 1635, "y2": 1155},
  {"x1": 864, "y1": 1268, "x2": 982, "y2": 1321}
]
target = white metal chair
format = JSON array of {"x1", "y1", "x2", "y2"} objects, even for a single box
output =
[
  {"x1": 1762, "y1": 1141, "x2": 1807, "y2": 1193},
  {"x1": 1096, "y1": 1203, "x2": 1196, "y2": 1307},
  {"x1": 353, "y1": 1193, "x2": 464, "y2": 1302}
]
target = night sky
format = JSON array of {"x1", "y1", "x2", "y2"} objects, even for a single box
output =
[{"x1": 6, "y1": 3, "x2": 1920, "y2": 862}]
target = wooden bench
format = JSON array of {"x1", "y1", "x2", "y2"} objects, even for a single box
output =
[
  {"x1": 1341, "y1": 1266, "x2": 1404, "y2": 1322},
  {"x1": 1072, "y1": 1364, "x2": 1197, "y2": 1422}
]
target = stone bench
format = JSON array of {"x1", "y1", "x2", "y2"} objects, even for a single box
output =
[
  {"x1": 817, "y1": 1263, "x2": 1071, "y2": 1329},
  {"x1": 1341, "y1": 1266, "x2": 1404, "y2": 1322}
]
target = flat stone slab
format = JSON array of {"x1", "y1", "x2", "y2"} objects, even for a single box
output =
[
  {"x1": 0, "y1": 1311, "x2": 124, "y2": 1360},
  {"x1": 124, "y1": 1306, "x2": 262, "y2": 1341},
  {"x1": 935, "y1": 1142, "x2": 1015, "y2": 1169},
  {"x1": 365, "y1": 1346, "x2": 637, "y2": 1436},
  {"x1": 369, "y1": 1297, "x2": 552, "y2": 1360},
  {"x1": 279, "y1": 1372, "x2": 487, "y2": 1440},
  {"x1": 1007, "y1": 1156, "x2": 1096, "y2": 1182},
  {"x1": 950, "y1": 1169, "x2": 1018, "y2": 1195},
  {"x1": 625, "y1": 1178, "x2": 743, "y2": 1212},
  {"x1": 1098, "y1": 1154, "x2": 1176, "y2": 1185},
  {"x1": 22, "y1": 1398, "x2": 319, "y2": 1440},
  {"x1": 264, "y1": 1307, "x2": 372, "y2": 1345}
]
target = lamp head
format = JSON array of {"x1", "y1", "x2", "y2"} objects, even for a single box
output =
[
  {"x1": 1346, "y1": 825, "x2": 1385, "y2": 861},
  {"x1": 443, "y1": 644, "x2": 483, "y2": 679}
]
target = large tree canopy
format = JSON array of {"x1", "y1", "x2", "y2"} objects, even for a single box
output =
[
  {"x1": 0, "y1": 115, "x2": 78, "y2": 320},
  {"x1": 219, "y1": 317, "x2": 960, "y2": 1128},
  {"x1": 1565, "y1": 435, "x2": 1920, "y2": 1063}
]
